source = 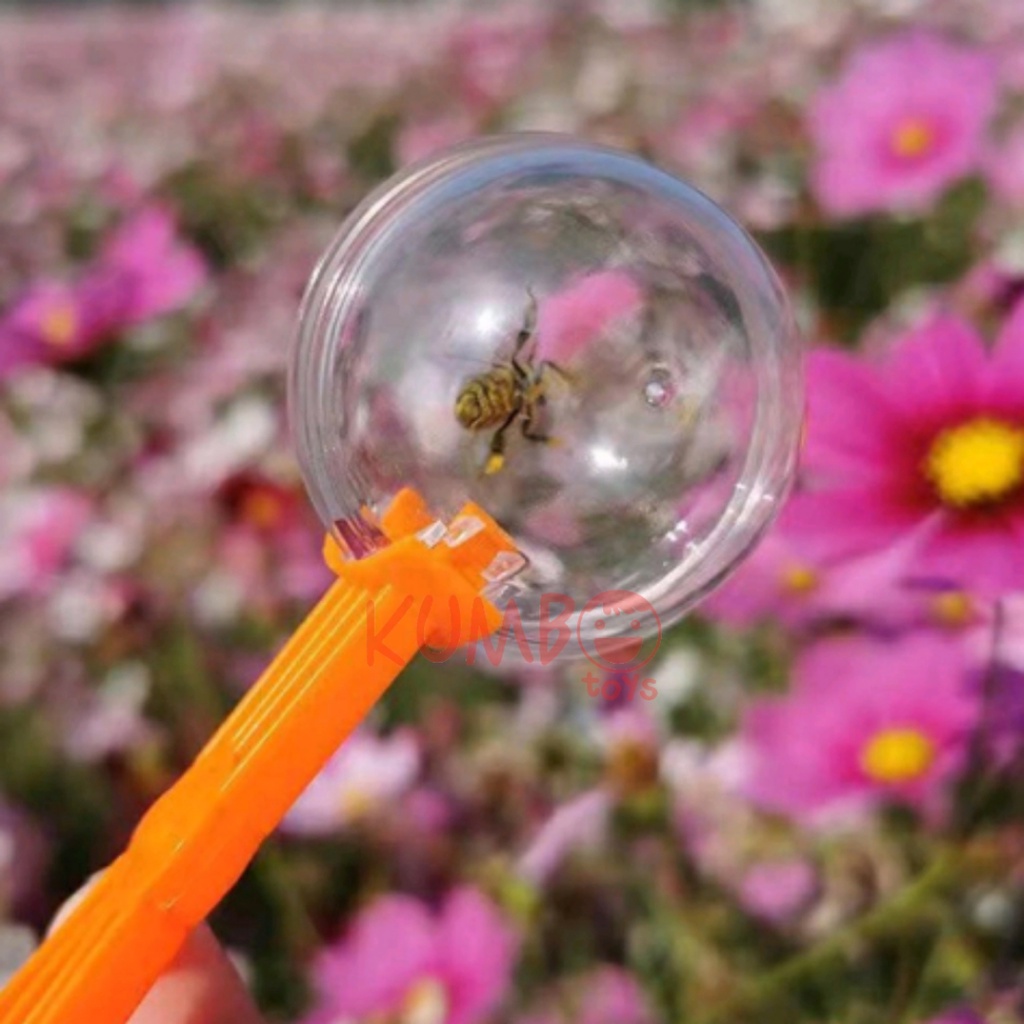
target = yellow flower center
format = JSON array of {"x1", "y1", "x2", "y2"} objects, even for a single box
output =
[
  {"x1": 40, "y1": 303, "x2": 78, "y2": 348},
  {"x1": 240, "y1": 489, "x2": 284, "y2": 530},
  {"x1": 930, "y1": 590, "x2": 974, "y2": 628},
  {"x1": 608, "y1": 739, "x2": 659, "y2": 796},
  {"x1": 891, "y1": 117, "x2": 935, "y2": 160},
  {"x1": 924, "y1": 418, "x2": 1024, "y2": 508},
  {"x1": 399, "y1": 978, "x2": 448, "y2": 1024},
  {"x1": 337, "y1": 787, "x2": 373, "y2": 822},
  {"x1": 861, "y1": 727, "x2": 936, "y2": 785},
  {"x1": 781, "y1": 563, "x2": 818, "y2": 595}
]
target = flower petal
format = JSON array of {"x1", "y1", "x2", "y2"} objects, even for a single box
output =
[
  {"x1": 313, "y1": 896, "x2": 435, "y2": 1017},
  {"x1": 803, "y1": 349, "x2": 906, "y2": 485},
  {"x1": 881, "y1": 314, "x2": 989, "y2": 420},
  {"x1": 783, "y1": 486, "x2": 925, "y2": 561}
]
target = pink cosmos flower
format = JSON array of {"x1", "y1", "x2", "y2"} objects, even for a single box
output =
[
  {"x1": 447, "y1": 15, "x2": 548, "y2": 111},
  {"x1": 739, "y1": 634, "x2": 979, "y2": 826},
  {"x1": 664, "y1": 740, "x2": 820, "y2": 908},
  {"x1": 808, "y1": 31, "x2": 998, "y2": 216},
  {"x1": 94, "y1": 204, "x2": 207, "y2": 326},
  {"x1": 518, "y1": 966, "x2": 656, "y2": 1024},
  {"x1": 536, "y1": 271, "x2": 643, "y2": 365},
  {"x1": 517, "y1": 788, "x2": 613, "y2": 887},
  {"x1": 662, "y1": 95, "x2": 753, "y2": 177},
  {"x1": 702, "y1": 497, "x2": 986, "y2": 633},
  {"x1": 395, "y1": 114, "x2": 475, "y2": 167},
  {"x1": 302, "y1": 888, "x2": 516, "y2": 1024},
  {"x1": 0, "y1": 282, "x2": 97, "y2": 379},
  {"x1": 283, "y1": 729, "x2": 421, "y2": 836},
  {"x1": 55, "y1": 665, "x2": 156, "y2": 764},
  {"x1": 796, "y1": 305, "x2": 1024, "y2": 598},
  {"x1": 596, "y1": 705, "x2": 660, "y2": 756},
  {"x1": 0, "y1": 487, "x2": 91, "y2": 601},
  {"x1": 402, "y1": 786, "x2": 455, "y2": 837},
  {"x1": 0, "y1": 205, "x2": 205, "y2": 381},
  {"x1": 735, "y1": 859, "x2": 818, "y2": 925},
  {"x1": 517, "y1": 708, "x2": 660, "y2": 886}
]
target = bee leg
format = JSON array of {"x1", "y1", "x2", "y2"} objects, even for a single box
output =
[
  {"x1": 484, "y1": 411, "x2": 518, "y2": 475},
  {"x1": 521, "y1": 398, "x2": 559, "y2": 447},
  {"x1": 521, "y1": 423, "x2": 551, "y2": 443},
  {"x1": 512, "y1": 290, "x2": 539, "y2": 372},
  {"x1": 539, "y1": 360, "x2": 574, "y2": 384}
]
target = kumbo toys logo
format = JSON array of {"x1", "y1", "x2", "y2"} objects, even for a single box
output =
[
  {"x1": 577, "y1": 589, "x2": 663, "y2": 701},
  {"x1": 364, "y1": 587, "x2": 663, "y2": 691}
]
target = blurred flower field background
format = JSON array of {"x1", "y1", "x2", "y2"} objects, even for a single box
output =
[{"x1": 2, "y1": 1, "x2": 1024, "y2": 1022}]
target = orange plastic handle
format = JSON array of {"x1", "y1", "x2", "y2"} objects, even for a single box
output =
[{"x1": 0, "y1": 495, "x2": 515, "y2": 1024}]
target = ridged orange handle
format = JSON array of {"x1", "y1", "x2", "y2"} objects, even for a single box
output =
[{"x1": 0, "y1": 494, "x2": 515, "y2": 1024}]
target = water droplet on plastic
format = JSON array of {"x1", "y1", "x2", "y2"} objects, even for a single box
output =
[{"x1": 643, "y1": 366, "x2": 676, "y2": 408}]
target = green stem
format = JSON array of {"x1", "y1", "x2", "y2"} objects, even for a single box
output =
[{"x1": 693, "y1": 851, "x2": 963, "y2": 1024}]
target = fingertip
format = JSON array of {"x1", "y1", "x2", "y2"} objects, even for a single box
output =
[
  {"x1": 47, "y1": 870, "x2": 105, "y2": 937},
  {"x1": 48, "y1": 873, "x2": 263, "y2": 1024},
  {"x1": 128, "y1": 925, "x2": 264, "y2": 1024}
]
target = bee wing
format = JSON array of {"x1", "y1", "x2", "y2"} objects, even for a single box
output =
[{"x1": 440, "y1": 349, "x2": 498, "y2": 371}]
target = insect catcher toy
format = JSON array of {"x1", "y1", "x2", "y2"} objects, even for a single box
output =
[{"x1": 0, "y1": 134, "x2": 803, "y2": 1024}]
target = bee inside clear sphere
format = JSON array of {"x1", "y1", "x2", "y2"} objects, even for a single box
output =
[{"x1": 290, "y1": 134, "x2": 803, "y2": 656}]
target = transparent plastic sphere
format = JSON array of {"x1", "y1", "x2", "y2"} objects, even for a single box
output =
[{"x1": 291, "y1": 133, "x2": 802, "y2": 655}]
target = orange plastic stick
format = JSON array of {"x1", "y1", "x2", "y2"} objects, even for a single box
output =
[{"x1": 0, "y1": 493, "x2": 515, "y2": 1024}]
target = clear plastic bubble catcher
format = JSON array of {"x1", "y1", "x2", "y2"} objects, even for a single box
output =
[
  {"x1": 293, "y1": 133, "x2": 803, "y2": 652},
  {"x1": 0, "y1": 135, "x2": 802, "y2": 1024}
]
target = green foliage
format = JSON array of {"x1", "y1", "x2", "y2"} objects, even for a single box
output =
[{"x1": 761, "y1": 180, "x2": 987, "y2": 342}]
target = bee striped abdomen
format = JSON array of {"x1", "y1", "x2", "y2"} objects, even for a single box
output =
[{"x1": 455, "y1": 367, "x2": 521, "y2": 429}]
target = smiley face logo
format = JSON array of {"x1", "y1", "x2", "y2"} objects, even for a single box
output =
[{"x1": 577, "y1": 589, "x2": 662, "y2": 672}]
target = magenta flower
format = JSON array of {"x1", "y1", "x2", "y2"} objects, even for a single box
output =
[
  {"x1": 701, "y1": 498, "x2": 985, "y2": 633},
  {"x1": 739, "y1": 634, "x2": 979, "y2": 825},
  {"x1": 0, "y1": 205, "x2": 205, "y2": 381},
  {"x1": 536, "y1": 270, "x2": 643, "y2": 364},
  {"x1": 796, "y1": 306, "x2": 1024, "y2": 598},
  {"x1": 925, "y1": 1012, "x2": 983, "y2": 1024},
  {"x1": 808, "y1": 31, "x2": 998, "y2": 216},
  {"x1": 92, "y1": 204, "x2": 207, "y2": 327},
  {"x1": 0, "y1": 282, "x2": 95, "y2": 380},
  {"x1": 282, "y1": 729, "x2": 420, "y2": 836},
  {"x1": 303, "y1": 888, "x2": 516, "y2": 1024},
  {"x1": 518, "y1": 966, "x2": 656, "y2": 1024}
]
